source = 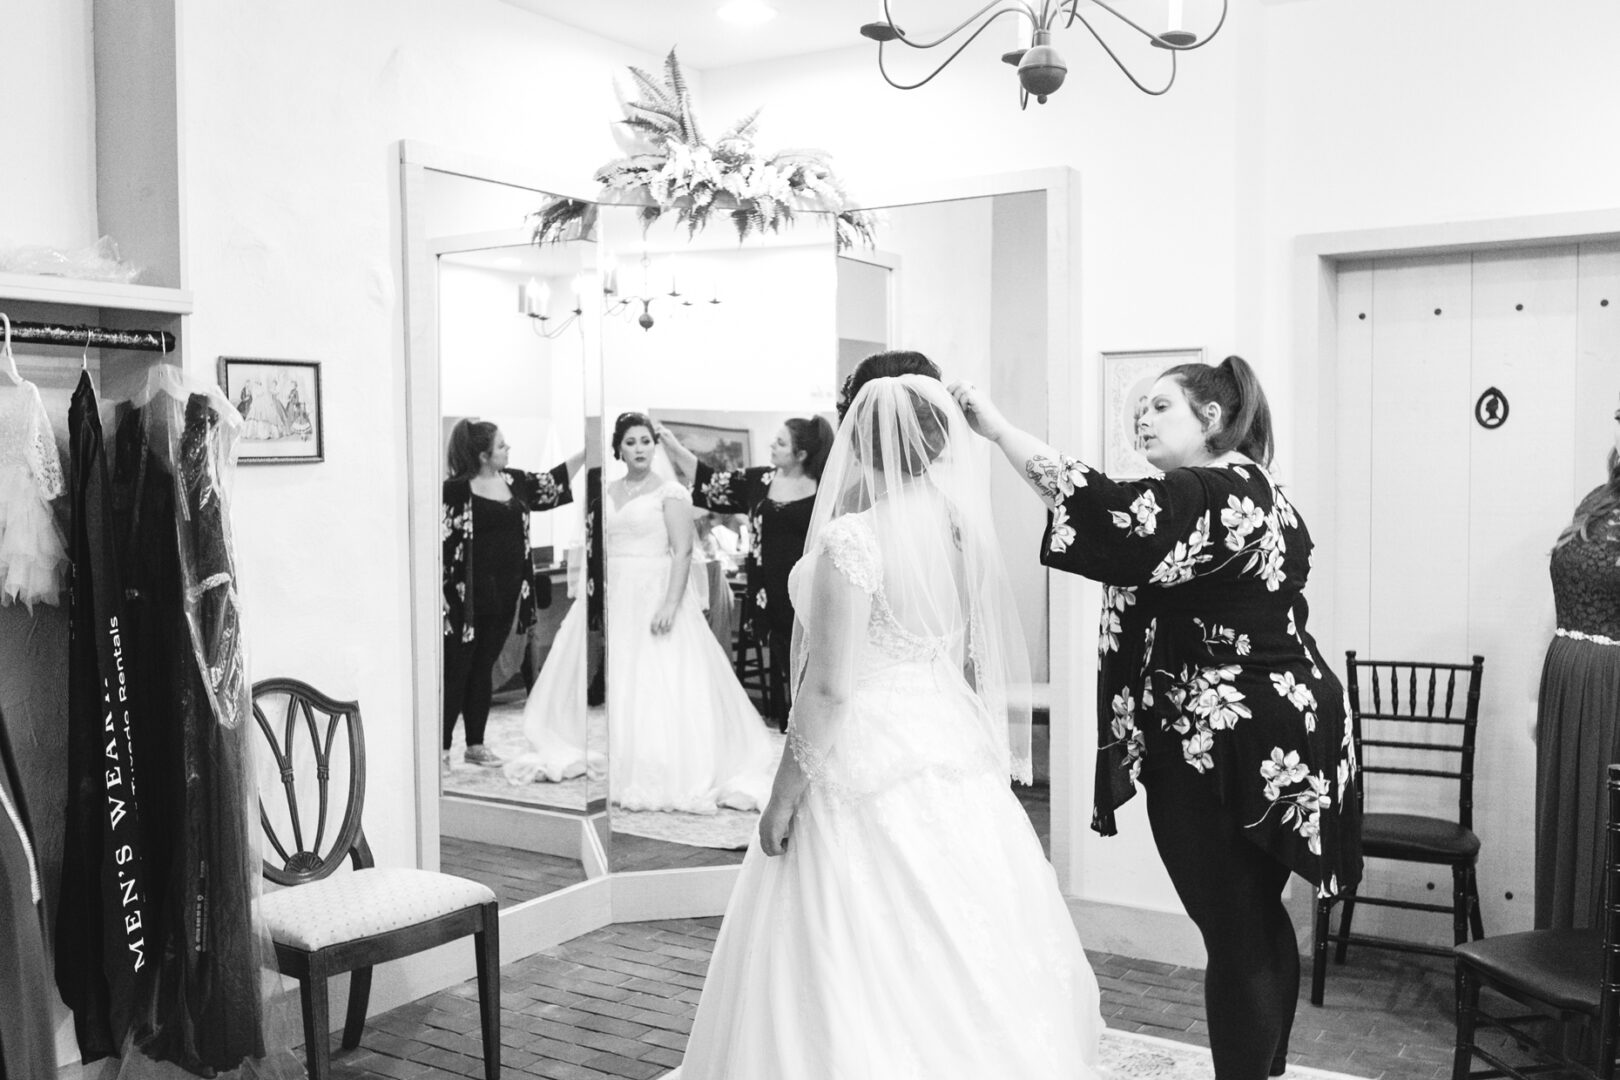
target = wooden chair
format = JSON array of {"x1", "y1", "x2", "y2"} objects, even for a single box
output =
[
  {"x1": 253, "y1": 678, "x2": 501, "y2": 1080},
  {"x1": 1453, "y1": 762, "x2": 1620, "y2": 1079},
  {"x1": 1311, "y1": 652, "x2": 1487, "y2": 1006}
]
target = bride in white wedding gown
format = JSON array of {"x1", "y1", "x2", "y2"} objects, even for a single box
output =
[
  {"x1": 505, "y1": 413, "x2": 775, "y2": 812},
  {"x1": 674, "y1": 355, "x2": 1104, "y2": 1079}
]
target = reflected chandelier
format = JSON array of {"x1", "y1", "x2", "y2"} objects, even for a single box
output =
[{"x1": 860, "y1": 0, "x2": 1228, "y2": 108}]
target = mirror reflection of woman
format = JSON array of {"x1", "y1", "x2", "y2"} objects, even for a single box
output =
[
  {"x1": 506, "y1": 413, "x2": 775, "y2": 812},
  {"x1": 660, "y1": 417, "x2": 835, "y2": 728},
  {"x1": 953, "y1": 358, "x2": 1362, "y2": 1080},
  {"x1": 441, "y1": 419, "x2": 580, "y2": 770},
  {"x1": 1535, "y1": 399, "x2": 1620, "y2": 931}
]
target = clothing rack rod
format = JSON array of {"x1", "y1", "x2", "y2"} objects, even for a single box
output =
[{"x1": 4, "y1": 320, "x2": 174, "y2": 353}]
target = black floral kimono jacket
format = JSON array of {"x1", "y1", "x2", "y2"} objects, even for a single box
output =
[
  {"x1": 689, "y1": 462, "x2": 815, "y2": 643},
  {"x1": 442, "y1": 464, "x2": 572, "y2": 644},
  {"x1": 1039, "y1": 455, "x2": 1361, "y2": 897}
]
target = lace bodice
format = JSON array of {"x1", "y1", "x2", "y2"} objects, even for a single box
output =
[
  {"x1": 0, "y1": 382, "x2": 63, "y2": 498},
  {"x1": 811, "y1": 514, "x2": 966, "y2": 671},
  {"x1": 604, "y1": 480, "x2": 691, "y2": 559},
  {"x1": 1551, "y1": 505, "x2": 1620, "y2": 640}
]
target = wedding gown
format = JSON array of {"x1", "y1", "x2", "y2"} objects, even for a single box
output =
[
  {"x1": 507, "y1": 479, "x2": 774, "y2": 812},
  {"x1": 675, "y1": 510, "x2": 1105, "y2": 1079},
  {"x1": 0, "y1": 379, "x2": 68, "y2": 609}
]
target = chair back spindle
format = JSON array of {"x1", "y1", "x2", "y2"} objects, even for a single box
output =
[
  {"x1": 1345, "y1": 652, "x2": 1484, "y2": 830},
  {"x1": 253, "y1": 677, "x2": 371, "y2": 885},
  {"x1": 1600, "y1": 763, "x2": 1620, "y2": 1068}
]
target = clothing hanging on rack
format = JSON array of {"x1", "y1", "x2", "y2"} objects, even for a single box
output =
[
  {"x1": 110, "y1": 366, "x2": 263, "y2": 1074},
  {"x1": 0, "y1": 707, "x2": 55, "y2": 1080},
  {"x1": 58, "y1": 367, "x2": 155, "y2": 1064},
  {"x1": 0, "y1": 378, "x2": 69, "y2": 608}
]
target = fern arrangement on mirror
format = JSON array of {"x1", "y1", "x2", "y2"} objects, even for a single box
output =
[{"x1": 533, "y1": 49, "x2": 876, "y2": 252}]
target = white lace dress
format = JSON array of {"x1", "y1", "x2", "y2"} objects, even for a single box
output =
[
  {"x1": 507, "y1": 479, "x2": 775, "y2": 812},
  {"x1": 0, "y1": 381, "x2": 68, "y2": 609},
  {"x1": 675, "y1": 514, "x2": 1105, "y2": 1079}
]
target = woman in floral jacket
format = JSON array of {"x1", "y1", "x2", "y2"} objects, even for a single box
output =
[
  {"x1": 441, "y1": 419, "x2": 580, "y2": 768},
  {"x1": 953, "y1": 356, "x2": 1360, "y2": 1080}
]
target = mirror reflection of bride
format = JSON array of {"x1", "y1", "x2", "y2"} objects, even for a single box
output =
[{"x1": 505, "y1": 412, "x2": 776, "y2": 812}]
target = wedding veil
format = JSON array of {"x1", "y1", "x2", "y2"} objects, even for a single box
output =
[{"x1": 788, "y1": 373, "x2": 1034, "y2": 784}]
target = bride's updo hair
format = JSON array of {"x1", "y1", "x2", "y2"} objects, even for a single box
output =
[
  {"x1": 611, "y1": 411, "x2": 656, "y2": 460},
  {"x1": 838, "y1": 350, "x2": 948, "y2": 475}
]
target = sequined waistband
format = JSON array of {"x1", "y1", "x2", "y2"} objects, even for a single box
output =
[{"x1": 1556, "y1": 628, "x2": 1620, "y2": 647}]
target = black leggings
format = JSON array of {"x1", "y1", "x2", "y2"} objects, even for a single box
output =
[
  {"x1": 443, "y1": 609, "x2": 513, "y2": 750},
  {"x1": 1143, "y1": 771, "x2": 1298, "y2": 1079}
]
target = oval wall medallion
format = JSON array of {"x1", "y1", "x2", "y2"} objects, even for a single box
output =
[{"x1": 1475, "y1": 387, "x2": 1509, "y2": 430}]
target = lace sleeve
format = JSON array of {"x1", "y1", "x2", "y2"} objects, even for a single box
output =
[
  {"x1": 27, "y1": 385, "x2": 64, "y2": 500},
  {"x1": 819, "y1": 515, "x2": 881, "y2": 595},
  {"x1": 660, "y1": 480, "x2": 693, "y2": 506}
]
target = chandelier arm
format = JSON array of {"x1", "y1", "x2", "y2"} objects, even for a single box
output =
[
  {"x1": 880, "y1": 0, "x2": 1039, "y2": 51},
  {"x1": 875, "y1": 10, "x2": 1039, "y2": 91},
  {"x1": 1073, "y1": 0, "x2": 1228, "y2": 49},
  {"x1": 1067, "y1": 9, "x2": 1177, "y2": 95}
]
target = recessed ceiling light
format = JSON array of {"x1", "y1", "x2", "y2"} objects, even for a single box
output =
[{"x1": 716, "y1": 0, "x2": 777, "y2": 27}]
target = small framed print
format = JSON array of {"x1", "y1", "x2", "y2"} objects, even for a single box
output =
[
  {"x1": 1101, "y1": 347, "x2": 1208, "y2": 479},
  {"x1": 217, "y1": 357, "x2": 324, "y2": 464}
]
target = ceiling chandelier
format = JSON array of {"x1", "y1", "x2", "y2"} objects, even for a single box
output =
[
  {"x1": 860, "y1": 0, "x2": 1228, "y2": 108},
  {"x1": 519, "y1": 255, "x2": 723, "y2": 337},
  {"x1": 602, "y1": 253, "x2": 721, "y2": 332}
]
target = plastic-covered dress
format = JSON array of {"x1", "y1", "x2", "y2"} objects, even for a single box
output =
[{"x1": 0, "y1": 379, "x2": 69, "y2": 608}]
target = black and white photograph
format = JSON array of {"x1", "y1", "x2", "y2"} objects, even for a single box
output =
[{"x1": 5, "y1": 2, "x2": 1617, "y2": 1079}]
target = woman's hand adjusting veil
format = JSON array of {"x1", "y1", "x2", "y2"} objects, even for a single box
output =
[{"x1": 948, "y1": 380, "x2": 1010, "y2": 443}]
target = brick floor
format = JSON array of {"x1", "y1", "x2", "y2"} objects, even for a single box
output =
[{"x1": 310, "y1": 912, "x2": 1551, "y2": 1080}]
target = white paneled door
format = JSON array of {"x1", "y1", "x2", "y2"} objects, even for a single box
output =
[{"x1": 1333, "y1": 241, "x2": 1620, "y2": 940}]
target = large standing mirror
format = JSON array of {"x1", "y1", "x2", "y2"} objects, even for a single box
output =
[
  {"x1": 404, "y1": 145, "x2": 1080, "y2": 925},
  {"x1": 401, "y1": 154, "x2": 605, "y2": 911}
]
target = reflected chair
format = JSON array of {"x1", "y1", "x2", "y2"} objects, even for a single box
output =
[
  {"x1": 1311, "y1": 652, "x2": 1486, "y2": 1006},
  {"x1": 253, "y1": 678, "x2": 501, "y2": 1080},
  {"x1": 1453, "y1": 763, "x2": 1620, "y2": 1079}
]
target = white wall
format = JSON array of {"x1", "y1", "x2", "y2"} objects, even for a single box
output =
[{"x1": 2, "y1": 0, "x2": 97, "y2": 252}]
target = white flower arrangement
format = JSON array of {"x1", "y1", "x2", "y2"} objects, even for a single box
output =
[{"x1": 534, "y1": 50, "x2": 876, "y2": 252}]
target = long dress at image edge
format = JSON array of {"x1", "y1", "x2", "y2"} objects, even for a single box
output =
[
  {"x1": 1040, "y1": 457, "x2": 1362, "y2": 896},
  {"x1": 1535, "y1": 499, "x2": 1620, "y2": 930}
]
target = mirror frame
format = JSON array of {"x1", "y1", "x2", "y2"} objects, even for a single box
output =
[{"x1": 401, "y1": 140, "x2": 1081, "y2": 964}]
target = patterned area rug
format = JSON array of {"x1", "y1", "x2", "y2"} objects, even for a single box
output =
[
  {"x1": 660, "y1": 1029, "x2": 1367, "y2": 1079},
  {"x1": 444, "y1": 703, "x2": 784, "y2": 850}
]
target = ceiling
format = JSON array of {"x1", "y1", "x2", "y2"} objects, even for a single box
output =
[{"x1": 494, "y1": 0, "x2": 958, "y2": 69}]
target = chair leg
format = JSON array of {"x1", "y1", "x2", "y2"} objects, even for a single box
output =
[
  {"x1": 1334, "y1": 887, "x2": 1358, "y2": 965},
  {"x1": 342, "y1": 965, "x2": 373, "y2": 1050},
  {"x1": 1453, "y1": 962, "x2": 1480, "y2": 1080},
  {"x1": 1452, "y1": 864, "x2": 1470, "y2": 947},
  {"x1": 1310, "y1": 895, "x2": 1332, "y2": 1006},
  {"x1": 298, "y1": 968, "x2": 333, "y2": 1080},
  {"x1": 1466, "y1": 864, "x2": 1485, "y2": 941},
  {"x1": 474, "y1": 902, "x2": 502, "y2": 1080}
]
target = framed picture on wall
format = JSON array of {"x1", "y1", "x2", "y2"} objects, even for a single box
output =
[
  {"x1": 1101, "y1": 347, "x2": 1207, "y2": 479},
  {"x1": 217, "y1": 357, "x2": 325, "y2": 464},
  {"x1": 659, "y1": 420, "x2": 750, "y2": 473}
]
